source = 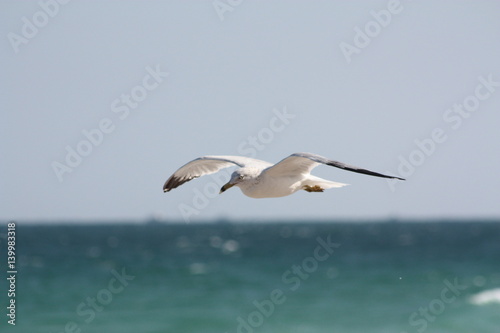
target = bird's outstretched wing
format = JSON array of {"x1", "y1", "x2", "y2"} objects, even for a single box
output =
[
  {"x1": 264, "y1": 152, "x2": 405, "y2": 180},
  {"x1": 163, "y1": 156, "x2": 271, "y2": 192}
]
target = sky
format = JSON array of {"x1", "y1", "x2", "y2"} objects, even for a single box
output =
[{"x1": 1, "y1": 0, "x2": 500, "y2": 223}]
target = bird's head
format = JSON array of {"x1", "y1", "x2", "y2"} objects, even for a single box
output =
[{"x1": 219, "y1": 168, "x2": 257, "y2": 194}]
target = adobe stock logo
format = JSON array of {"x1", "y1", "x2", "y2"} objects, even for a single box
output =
[
  {"x1": 177, "y1": 106, "x2": 295, "y2": 222},
  {"x1": 339, "y1": 0, "x2": 405, "y2": 64},
  {"x1": 402, "y1": 278, "x2": 467, "y2": 333},
  {"x1": 213, "y1": 0, "x2": 244, "y2": 21},
  {"x1": 52, "y1": 267, "x2": 135, "y2": 333},
  {"x1": 386, "y1": 74, "x2": 499, "y2": 191},
  {"x1": 51, "y1": 65, "x2": 168, "y2": 182},
  {"x1": 228, "y1": 235, "x2": 339, "y2": 333},
  {"x1": 7, "y1": 0, "x2": 71, "y2": 54}
]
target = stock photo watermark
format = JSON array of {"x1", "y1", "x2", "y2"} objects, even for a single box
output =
[
  {"x1": 5, "y1": 222, "x2": 17, "y2": 325},
  {"x1": 339, "y1": 0, "x2": 406, "y2": 64},
  {"x1": 386, "y1": 73, "x2": 499, "y2": 191},
  {"x1": 402, "y1": 278, "x2": 468, "y2": 333},
  {"x1": 177, "y1": 106, "x2": 296, "y2": 222},
  {"x1": 228, "y1": 235, "x2": 340, "y2": 333},
  {"x1": 51, "y1": 65, "x2": 168, "y2": 182},
  {"x1": 213, "y1": 0, "x2": 243, "y2": 21},
  {"x1": 54, "y1": 267, "x2": 135, "y2": 333},
  {"x1": 7, "y1": 0, "x2": 71, "y2": 54}
]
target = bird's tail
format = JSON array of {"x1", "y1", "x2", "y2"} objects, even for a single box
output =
[{"x1": 304, "y1": 176, "x2": 348, "y2": 189}]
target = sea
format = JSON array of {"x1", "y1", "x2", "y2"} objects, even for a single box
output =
[{"x1": 0, "y1": 220, "x2": 499, "y2": 333}]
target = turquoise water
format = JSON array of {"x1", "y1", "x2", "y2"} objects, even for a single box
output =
[{"x1": 1, "y1": 221, "x2": 499, "y2": 333}]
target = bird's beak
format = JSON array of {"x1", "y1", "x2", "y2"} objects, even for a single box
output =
[{"x1": 219, "y1": 182, "x2": 235, "y2": 194}]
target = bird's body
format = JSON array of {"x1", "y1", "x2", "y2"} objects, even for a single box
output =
[
  {"x1": 233, "y1": 169, "x2": 299, "y2": 198},
  {"x1": 163, "y1": 152, "x2": 404, "y2": 198},
  {"x1": 230, "y1": 168, "x2": 346, "y2": 198}
]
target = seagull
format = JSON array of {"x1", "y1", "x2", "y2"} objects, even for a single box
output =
[{"x1": 163, "y1": 152, "x2": 404, "y2": 198}]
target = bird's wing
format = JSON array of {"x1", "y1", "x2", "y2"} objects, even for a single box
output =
[
  {"x1": 163, "y1": 156, "x2": 271, "y2": 192},
  {"x1": 264, "y1": 152, "x2": 405, "y2": 180}
]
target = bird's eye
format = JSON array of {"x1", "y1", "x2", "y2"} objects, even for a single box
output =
[{"x1": 238, "y1": 175, "x2": 243, "y2": 179}]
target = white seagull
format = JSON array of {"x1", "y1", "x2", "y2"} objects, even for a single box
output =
[{"x1": 163, "y1": 152, "x2": 404, "y2": 198}]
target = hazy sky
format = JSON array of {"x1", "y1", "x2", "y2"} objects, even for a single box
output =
[{"x1": 2, "y1": 0, "x2": 500, "y2": 223}]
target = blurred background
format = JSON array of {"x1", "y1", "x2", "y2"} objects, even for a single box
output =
[{"x1": 1, "y1": 1, "x2": 499, "y2": 332}]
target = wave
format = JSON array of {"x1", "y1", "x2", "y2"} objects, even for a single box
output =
[{"x1": 469, "y1": 288, "x2": 500, "y2": 305}]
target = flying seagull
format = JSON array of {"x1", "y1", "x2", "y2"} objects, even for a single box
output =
[{"x1": 163, "y1": 152, "x2": 404, "y2": 198}]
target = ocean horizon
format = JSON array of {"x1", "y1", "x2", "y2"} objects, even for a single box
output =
[{"x1": 1, "y1": 219, "x2": 499, "y2": 332}]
